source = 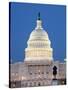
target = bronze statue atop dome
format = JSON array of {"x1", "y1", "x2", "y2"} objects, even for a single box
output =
[{"x1": 38, "y1": 12, "x2": 41, "y2": 20}]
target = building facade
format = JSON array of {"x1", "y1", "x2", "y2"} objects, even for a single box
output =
[{"x1": 10, "y1": 13, "x2": 66, "y2": 88}]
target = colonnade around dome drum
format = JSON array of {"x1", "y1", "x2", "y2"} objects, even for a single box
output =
[{"x1": 25, "y1": 48, "x2": 53, "y2": 60}]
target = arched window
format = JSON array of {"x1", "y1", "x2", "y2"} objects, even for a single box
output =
[{"x1": 38, "y1": 82, "x2": 41, "y2": 86}]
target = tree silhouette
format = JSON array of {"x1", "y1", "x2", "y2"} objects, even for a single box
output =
[{"x1": 53, "y1": 66, "x2": 57, "y2": 79}]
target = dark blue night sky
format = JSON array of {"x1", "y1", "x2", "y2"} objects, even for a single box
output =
[{"x1": 10, "y1": 2, "x2": 66, "y2": 63}]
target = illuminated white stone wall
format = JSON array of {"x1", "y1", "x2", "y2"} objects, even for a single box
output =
[
  {"x1": 10, "y1": 61, "x2": 66, "y2": 87},
  {"x1": 10, "y1": 61, "x2": 66, "y2": 81}
]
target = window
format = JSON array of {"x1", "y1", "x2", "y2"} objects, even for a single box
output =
[
  {"x1": 38, "y1": 82, "x2": 41, "y2": 86},
  {"x1": 42, "y1": 72, "x2": 44, "y2": 74},
  {"x1": 38, "y1": 72, "x2": 40, "y2": 74},
  {"x1": 30, "y1": 82, "x2": 32, "y2": 86},
  {"x1": 30, "y1": 73, "x2": 32, "y2": 75},
  {"x1": 34, "y1": 82, "x2": 36, "y2": 86},
  {"x1": 25, "y1": 83, "x2": 27, "y2": 86},
  {"x1": 35, "y1": 73, "x2": 37, "y2": 74},
  {"x1": 46, "y1": 72, "x2": 49, "y2": 74}
]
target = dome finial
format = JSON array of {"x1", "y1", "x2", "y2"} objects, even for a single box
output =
[{"x1": 38, "y1": 12, "x2": 41, "y2": 20}]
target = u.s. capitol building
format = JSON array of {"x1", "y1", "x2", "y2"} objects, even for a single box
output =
[{"x1": 10, "y1": 13, "x2": 66, "y2": 88}]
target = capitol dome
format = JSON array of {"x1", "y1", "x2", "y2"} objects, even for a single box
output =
[
  {"x1": 25, "y1": 13, "x2": 53, "y2": 61},
  {"x1": 28, "y1": 29, "x2": 49, "y2": 41}
]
